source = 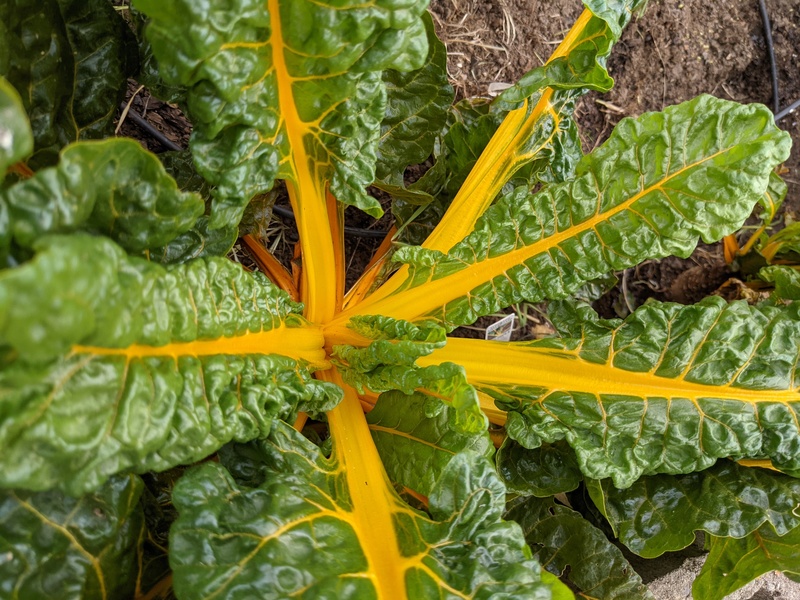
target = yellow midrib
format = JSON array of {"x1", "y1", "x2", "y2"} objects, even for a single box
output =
[
  {"x1": 422, "y1": 99, "x2": 533, "y2": 253},
  {"x1": 331, "y1": 146, "x2": 728, "y2": 327},
  {"x1": 324, "y1": 369, "x2": 410, "y2": 599},
  {"x1": 419, "y1": 338, "x2": 800, "y2": 405},
  {"x1": 420, "y1": 6, "x2": 592, "y2": 257},
  {"x1": 425, "y1": 88, "x2": 559, "y2": 254},
  {"x1": 267, "y1": 0, "x2": 337, "y2": 324},
  {"x1": 344, "y1": 8, "x2": 594, "y2": 314},
  {"x1": 477, "y1": 391, "x2": 508, "y2": 425},
  {"x1": 552, "y1": 8, "x2": 593, "y2": 58},
  {"x1": 72, "y1": 325, "x2": 329, "y2": 369},
  {"x1": 368, "y1": 424, "x2": 457, "y2": 455},
  {"x1": 356, "y1": 89, "x2": 559, "y2": 314}
]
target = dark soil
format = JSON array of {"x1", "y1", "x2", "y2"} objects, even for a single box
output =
[{"x1": 117, "y1": 81, "x2": 191, "y2": 152}]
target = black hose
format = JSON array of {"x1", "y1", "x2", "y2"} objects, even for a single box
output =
[
  {"x1": 119, "y1": 104, "x2": 183, "y2": 152},
  {"x1": 776, "y1": 97, "x2": 800, "y2": 122},
  {"x1": 757, "y1": 0, "x2": 780, "y2": 114},
  {"x1": 271, "y1": 205, "x2": 390, "y2": 239}
]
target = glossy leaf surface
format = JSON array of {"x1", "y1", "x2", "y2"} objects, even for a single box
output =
[
  {"x1": 0, "y1": 236, "x2": 338, "y2": 494},
  {"x1": 135, "y1": 0, "x2": 430, "y2": 224},
  {"x1": 0, "y1": 474, "x2": 143, "y2": 600},
  {"x1": 170, "y1": 422, "x2": 551, "y2": 600},
  {"x1": 1, "y1": 0, "x2": 135, "y2": 166},
  {"x1": 366, "y1": 391, "x2": 493, "y2": 497},
  {"x1": 507, "y1": 496, "x2": 654, "y2": 600},
  {"x1": 497, "y1": 439, "x2": 583, "y2": 497},
  {"x1": 423, "y1": 297, "x2": 800, "y2": 487},
  {"x1": 333, "y1": 315, "x2": 486, "y2": 433},
  {"x1": 760, "y1": 265, "x2": 800, "y2": 301},
  {"x1": 1, "y1": 139, "x2": 204, "y2": 261},
  {"x1": 0, "y1": 76, "x2": 32, "y2": 177},
  {"x1": 149, "y1": 216, "x2": 238, "y2": 264},
  {"x1": 375, "y1": 13, "x2": 453, "y2": 184},
  {"x1": 335, "y1": 96, "x2": 791, "y2": 330},
  {"x1": 135, "y1": 0, "x2": 431, "y2": 323},
  {"x1": 693, "y1": 522, "x2": 800, "y2": 600},
  {"x1": 587, "y1": 460, "x2": 800, "y2": 558}
]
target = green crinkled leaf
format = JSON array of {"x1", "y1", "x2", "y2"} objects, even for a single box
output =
[
  {"x1": 507, "y1": 495, "x2": 654, "y2": 600},
  {"x1": 0, "y1": 235, "x2": 339, "y2": 494},
  {"x1": 345, "y1": 314, "x2": 448, "y2": 348},
  {"x1": 334, "y1": 315, "x2": 445, "y2": 389},
  {"x1": 1, "y1": 0, "x2": 136, "y2": 167},
  {"x1": 149, "y1": 216, "x2": 238, "y2": 264},
  {"x1": 461, "y1": 0, "x2": 638, "y2": 182},
  {"x1": 530, "y1": 115, "x2": 584, "y2": 186},
  {"x1": 586, "y1": 460, "x2": 800, "y2": 558},
  {"x1": 334, "y1": 315, "x2": 487, "y2": 433},
  {"x1": 0, "y1": 139, "x2": 204, "y2": 262},
  {"x1": 170, "y1": 423, "x2": 551, "y2": 600},
  {"x1": 357, "y1": 360, "x2": 489, "y2": 434},
  {"x1": 760, "y1": 265, "x2": 800, "y2": 301},
  {"x1": 150, "y1": 151, "x2": 238, "y2": 263},
  {"x1": 0, "y1": 474, "x2": 144, "y2": 600},
  {"x1": 693, "y1": 522, "x2": 800, "y2": 600},
  {"x1": 736, "y1": 171, "x2": 788, "y2": 277},
  {"x1": 497, "y1": 439, "x2": 583, "y2": 497},
  {"x1": 494, "y1": 16, "x2": 615, "y2": 110},
  {"x1": 391, "y1": 175, "x2": 449, "y2": 245},
  {"x1": 134, "y1": 0, "x2": 430, "y2": 226},
  {"x1": 384, "y1": 96, "x2": 790, "y2": 330},
  {"x1": 129, "y1": 7, "x2": 187, "y2": 105},
  {"x1": 158, "y1": 150, "x2": 213, "y2": 200},
  {"x1": 366, "y1": 391, "x2": 493, "y2": 497},
  {"x1": 375, "y1": 12, "x2": 453, "y2": 183},
  {"x1": 438, "y1": 99, "x2": 503, "y2": 201},
  {"x1": 371, "y1": 14, "x2": 453, "y2": 231},
  {"x1": 390, "y1": 102, "x2": 579, "y2": 247},
  {"x1": 583, "y1": 0, "x2": 650, "y2": 39},
  {"x1": 546, "y1": 298, "x2": 620, "y2": 339},
  {"x1": 479, "y1": 297, "x2": 800, "y2": 486},
  {"x1": 0, "y1": 76, "x2": 33, "y2": 177}
]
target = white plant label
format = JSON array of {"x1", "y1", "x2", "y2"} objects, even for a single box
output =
[{"x1": 486, "y1": 313, "x2": 516, "y2": 342}]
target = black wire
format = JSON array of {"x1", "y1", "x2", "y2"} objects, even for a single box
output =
[
  {"x1": 776, "y1": 97, "x2": 800, "y2": 122},
  {"x1": 757, "y1": 0, "x2": 780, "y2": 114},
  {"x1": 120, "y1": 103, "x2": 183, "y2": 152},
  {"x1": 272, "y1": 205, "x2": 390, "y2": 239}
]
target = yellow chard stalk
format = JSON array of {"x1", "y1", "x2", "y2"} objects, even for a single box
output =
[{"x1": 0, "y1": 0, "x2": 796, "y2": 599}]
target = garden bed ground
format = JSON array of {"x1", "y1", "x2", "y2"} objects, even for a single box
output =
[{"x1": 116, "y1": 1, "x2": 800, "y2": 597}]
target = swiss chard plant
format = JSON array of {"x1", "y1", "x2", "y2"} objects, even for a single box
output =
[{"x1": 1, "y1": 1, "x2": 798, "y2": 599}]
